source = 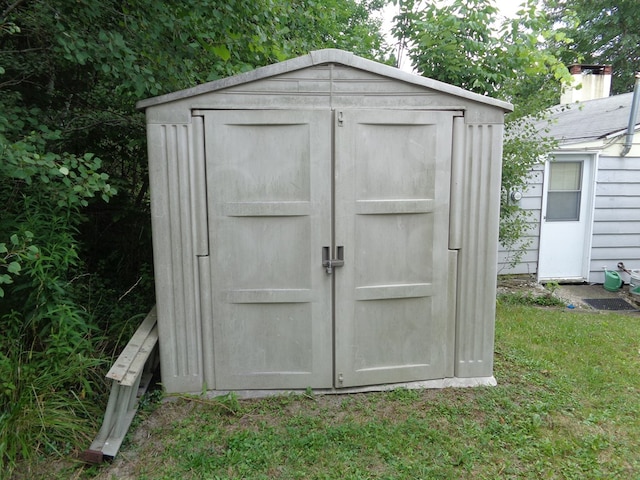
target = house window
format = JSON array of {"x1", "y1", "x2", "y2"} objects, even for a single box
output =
[{"x1": 546, "y1": 161, "x2": 582, "y2": 221}]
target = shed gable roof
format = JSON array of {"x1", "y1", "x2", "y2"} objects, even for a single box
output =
[{"x1": 136, "y1": 49, "x2": 513, "y2": 112}]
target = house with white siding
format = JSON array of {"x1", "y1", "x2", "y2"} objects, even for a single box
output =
[{"x1": 499, "y1": 65, "x2": 640, "y2": 284}]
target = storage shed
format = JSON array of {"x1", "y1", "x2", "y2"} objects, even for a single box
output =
[{"x1": 136, "y1": 49, "x2": 513, "y2": 394}]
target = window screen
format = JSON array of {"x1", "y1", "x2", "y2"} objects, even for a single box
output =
[{"x1": 546, "y1": 161, "x2": 582, "y2": 221}]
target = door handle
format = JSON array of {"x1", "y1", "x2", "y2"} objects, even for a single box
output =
[{"x1": 322, "y1": 246, "x2": 344, "y2": 274}]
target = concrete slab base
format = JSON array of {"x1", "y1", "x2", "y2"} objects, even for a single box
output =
[
  {"x1": 173, "y1": 377, "x2": 498, "y2": 401},
  {"x1": 556, "y1": 283, "x2": 640, "y2": 310}
]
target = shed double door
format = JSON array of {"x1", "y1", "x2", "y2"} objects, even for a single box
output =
[{"x1": 203, "y1": 109, "x2": 455, "y2": 390}]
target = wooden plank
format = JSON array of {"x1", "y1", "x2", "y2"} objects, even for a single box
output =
[
  {"x1": 83, "y1": 306, "x2": 159, "y2": 463},
  {"x1": 100, "y1": 371, "x2": 155, "y2": 458},
  {"x1": 121, "y1": 326, "x2": 159, "y2": 387},
  {"x1": 106, "y1": 307, "x2": 157, "y2": 383}
]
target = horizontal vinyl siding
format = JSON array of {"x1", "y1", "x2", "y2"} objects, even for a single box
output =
[
  {"x1": 592, "y1": 221, "x2": 640, "y2": 234},
  {"x1": 498, "y1": 164, "x2": 544, "y2": 276},
  {"x1": 595, "y1": 208, "x2": 640, "y2": 221},
  {"x1": 591, "y1": 247, "x2": 640, "y2": 259},
  {"x1": 592, "y1": 233, "x2": 640, "y2": 247},
  {"x1": 597, "y1": 169, "x2": 640, "y2": 183},
  {"x1": 589, "y1": 155, "x2": 640, "y2": 283},
  {"x1": 595, "y1": 195, "x2": 640, "y2": 208},
  {"x1": 597, "y1": 183, "x2": 639, "y2": 196},
  {"x1": 498, "y1": 237, "x2": 539, "y2": 275}
]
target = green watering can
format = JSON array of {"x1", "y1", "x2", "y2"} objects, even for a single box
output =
[{"x1": 603, "y1": 269, "x2": 623, "y2": 292}]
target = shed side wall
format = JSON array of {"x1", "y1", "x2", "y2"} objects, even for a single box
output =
[
  {"x1": 455, "y1": 123, "x2": 504, "y2": 378},
  {"x1": 147, "y1": 122, "x2": 203, "y2": 393}
]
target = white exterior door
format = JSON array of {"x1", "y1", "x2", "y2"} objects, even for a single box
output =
[
  {"x1": 203, "y1": 109, "x2": 455, "y2": 390},
  {"x1": 538, "y1": 154, "x2": 595, "y2": 281}
]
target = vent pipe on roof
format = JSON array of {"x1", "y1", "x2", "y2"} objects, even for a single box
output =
[{"x1": 621, "y1": 72, "x2": 640, "y2": 157}]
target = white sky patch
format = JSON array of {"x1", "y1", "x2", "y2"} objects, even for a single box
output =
[{"x1": 494, "y1": 0, "x2": 522, "y2": 20}]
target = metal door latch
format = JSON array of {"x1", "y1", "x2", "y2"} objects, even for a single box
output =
[{"x1": 322, "y1": 246, "x2": 344, "y2": 274}]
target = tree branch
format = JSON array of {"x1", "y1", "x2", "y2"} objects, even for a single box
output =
[{"x1": 2, "y1": 0, "x2": 28, "y2": 20}]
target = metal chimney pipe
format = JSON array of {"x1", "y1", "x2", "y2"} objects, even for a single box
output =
[{"x1": 621, "y1": 72, "x2": 640, "y2": 157}]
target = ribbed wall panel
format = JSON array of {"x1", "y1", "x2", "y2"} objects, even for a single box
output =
[
  {"x1": 148, "y1": 123, "x2": 203, "y2": 393},
  {"x1": 455, "y1": 124, "x2": 504, "y2": 378}
]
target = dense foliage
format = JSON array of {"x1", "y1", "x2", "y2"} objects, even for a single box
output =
[
  {"x1": 546, "y1": 0, "x2": 640, "y2": 95},
  {"x1": 393, "y1": 0, "x2": 573, "y2": 262},
  {"x1": 0, "y1": 0, "x2": 387, "y2": 470}
]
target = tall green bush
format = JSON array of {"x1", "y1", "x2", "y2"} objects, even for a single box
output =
[
  {"x1": 0, "y1": 112, "x2": 116, "y2": 469},
  {"x1": 1, "y1": 0, "x2": 388, "y2": 471}
]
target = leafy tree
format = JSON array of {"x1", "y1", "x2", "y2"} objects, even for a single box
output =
[
  {"x1": 0, "y1": 0, "x2": 388, "y2": 469},
  {"x1": 546, "y1": 0, "x2": 640, "y2": 94},
  {"x1": 392, "y1": 0, "x2": 573, "y2": 261}
]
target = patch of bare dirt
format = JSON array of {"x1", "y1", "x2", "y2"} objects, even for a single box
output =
[
  {"x1": 91, "y1": 398, "x2": 195, "y2": 480},
  {"x1": 497, "y1": 275, "x2": 546, "y2": 296}
]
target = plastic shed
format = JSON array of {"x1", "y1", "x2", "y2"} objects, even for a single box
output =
[{"x1": 136, "y1": 49, "x2": 513, "y2": 394}]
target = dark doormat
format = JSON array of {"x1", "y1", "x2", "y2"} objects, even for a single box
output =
[{"x1": 582, "y1": 298, "x2": 637, "y2": 311}]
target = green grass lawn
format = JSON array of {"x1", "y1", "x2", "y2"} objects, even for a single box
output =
[{"x1": 14, "y1": 304, "x2": 640, "y2": 479}]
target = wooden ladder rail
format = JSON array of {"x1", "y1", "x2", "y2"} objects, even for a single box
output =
[{"x1": 81, "y1": 306, "x2": 159, "y2": 464}]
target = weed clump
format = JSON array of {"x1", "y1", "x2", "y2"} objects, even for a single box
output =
[{"x1": 497, "y1": 282, "x2": 566, "y2": 308}]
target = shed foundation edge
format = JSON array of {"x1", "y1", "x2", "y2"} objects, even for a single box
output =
[{"x1": 165, "y1": 377, "x2": 497, "y2": 401}]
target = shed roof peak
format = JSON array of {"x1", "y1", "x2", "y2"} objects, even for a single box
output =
[{"x1": 136, "y1": 49, "x2": 512, "y2": 112}]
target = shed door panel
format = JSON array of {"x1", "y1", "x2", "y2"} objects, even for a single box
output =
[
  {"x1": 333, "y1": 110, "x2": 455, "y2": 387},
  {"x1": 203, "y1": 110, "x2": 333, "y2": 389}
]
